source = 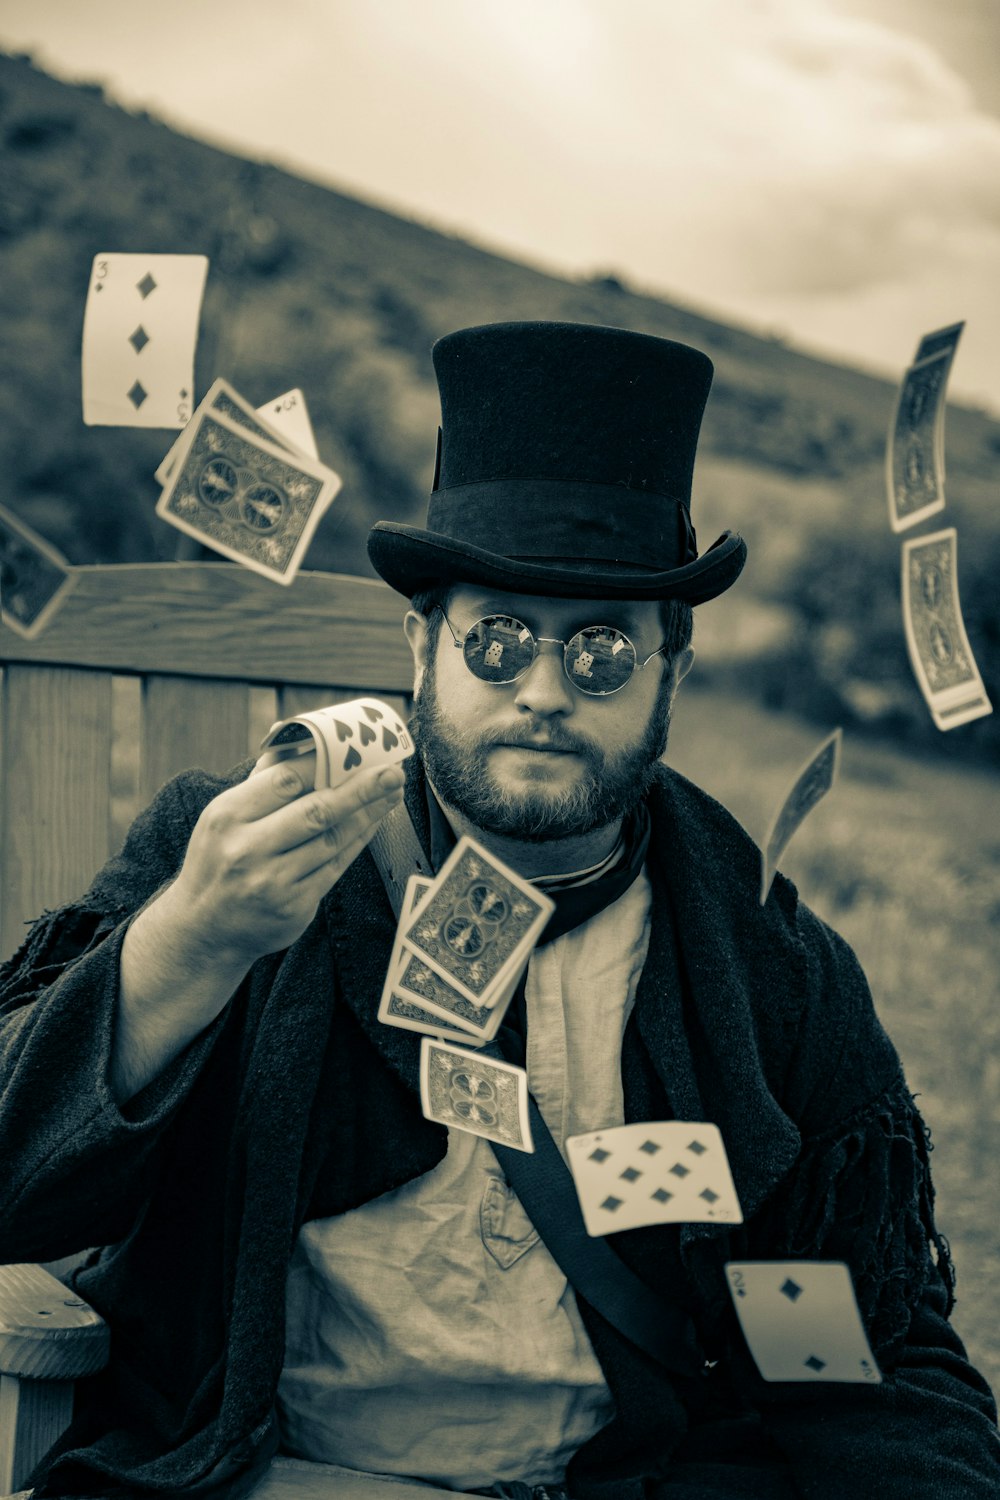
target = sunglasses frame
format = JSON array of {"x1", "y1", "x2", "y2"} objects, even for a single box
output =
[{"x1": 434, "y1": 607, "x2": 668, "y2": 697}]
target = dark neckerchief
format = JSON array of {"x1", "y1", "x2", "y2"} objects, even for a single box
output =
[{"x1": 425, "y1": 786, "x2": 652, "y2": 1064}]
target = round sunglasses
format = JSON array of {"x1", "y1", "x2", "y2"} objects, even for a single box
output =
[{"x1": 436, "y1": 608, "x2": 668, "y2": 697}]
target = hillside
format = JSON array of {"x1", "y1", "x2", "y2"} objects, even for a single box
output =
[{"x1": 0, "y1": 51, "x2": 997, "y2": 761}]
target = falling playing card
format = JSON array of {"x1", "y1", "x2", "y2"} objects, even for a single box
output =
[
  {"x1": 565, "y1": 1121, "x2": 743, "y2": 1235},
  {"x1": 395, "y1": 947, "x2": 517, "y2": 1043},
  {"x1": 154, "y1": 379, "x2": 317, "y2": 487},
  {"x1": 82, "y1": 253, "x2": 208, "y2": 428},
  {"x1": 902, "y1": 528, "x2": 992, "y2": 731},
  {"x1": 0, "y1": 503, "x2": 78, "y2": 640},
  {"x1": 886, "y1": 350, "x2": 951, "y2": 533},
  {"x1": 156, "y1": 408, "x2": 340, "y2": 585},
  {"x1": 402, "y1": 836, "x2": 554, "y2": 1008},
  {"x1": 379, "y1": 877, "x2": 486, "y2": 1043},
  {"x1": 725, "y1": 1262, "x2": 882, "y2": 1384},
  {"x1": 258, "y1": 388, "x2": 318, "y2": 458},
  {"x1": 256, "y1": 698, "x2": 414, "y2": 789},
  {"x1": 760, "y1": 729, "x2": 842, "y2": 905},
  {"x1": 420, "y1": 1036, "x2": 534, "y2": 1152},
  {"x1": 913, "y1": 319, "x2": 964, "y2": 366}
]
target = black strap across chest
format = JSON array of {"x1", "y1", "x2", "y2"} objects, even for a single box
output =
[{"x1": 367, "y1": 802, "x2": 705, "y2": 1384}]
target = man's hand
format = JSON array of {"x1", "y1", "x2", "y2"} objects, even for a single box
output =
[
  {"x1": 164, "y1": 755, "x2": 405, "y2": 966},
  {"x1": 112, "y1": 757, "x2": 404, "y2": 1101}
]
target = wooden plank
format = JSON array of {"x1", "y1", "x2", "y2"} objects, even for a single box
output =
[
  {"x1": 278, "y1": 687, "x2": 412, "y2": 720},
  {"x1": 0, "y1": 1265, "x2": 108, "y2": 1381},
  {"x1": 0, "y1": 1375, "x2": 73, "y2": 1494},
  {"x1": 140, "y1": 678, "x2": 251, "y2": 805},
  {"x1": 0, "y1": 565, "x2": 413, "y2": 690},
  {"x1": 109, "y1": 675, "x2": 142, "y2": 855},
  {"x1": 1, "y1": 667, "x2": 113, "y2": 961}
]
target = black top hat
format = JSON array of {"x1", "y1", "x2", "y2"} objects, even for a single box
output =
[{"x1": 367, "y1": 321, "x2": 746, "y2": 603}]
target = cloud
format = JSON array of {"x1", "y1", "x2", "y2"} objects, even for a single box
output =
[{"x1": 3, "y1": 0, "x2": 999, "y2": 404}]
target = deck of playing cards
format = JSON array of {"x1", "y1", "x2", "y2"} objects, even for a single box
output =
[
  {"x1": 566, "y1": 1121, "x2": 743, "y2": 1235},
  {"x1": 154, "y1": 378, "x2": 341, "y2": 585},
  {"x1": 82, "y1": 252, "x2": 208, "y2": 428},
  {"x1": 255, "y1": 698, "x2": 414, "y2": 787},
  {"x1": 725, "y1": 1261, "x2": 883, "y2": 1384}
]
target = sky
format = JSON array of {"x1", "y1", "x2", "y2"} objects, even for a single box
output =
[{"x1": 3, "y1": 0, "x2": 1000, "y2": 411}]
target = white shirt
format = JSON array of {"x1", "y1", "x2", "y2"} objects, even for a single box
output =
[{"x1": 277, "y1": 869, "x2": 652, "y2": 1489}]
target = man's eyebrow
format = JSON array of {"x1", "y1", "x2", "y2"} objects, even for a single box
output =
[{"x1": 458, "y1": 597, "x2": 643, "y2": 636}]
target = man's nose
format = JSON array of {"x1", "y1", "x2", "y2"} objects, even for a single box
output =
[{"x1": 513, "y1": 640, "x2": 574, "y2": 716}]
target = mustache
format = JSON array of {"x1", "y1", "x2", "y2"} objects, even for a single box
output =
[{"x1": 485, "y1": 722, "x2": 599, "y2": 757}]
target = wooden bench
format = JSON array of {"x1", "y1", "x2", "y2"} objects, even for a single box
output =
[{"x1": 0, "y1": 562, "x2": 415, "y2": 1495}]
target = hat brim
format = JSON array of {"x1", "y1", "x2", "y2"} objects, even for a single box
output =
[{"x1": 367, "y1": 524, "x2": 746, "y2": 605}]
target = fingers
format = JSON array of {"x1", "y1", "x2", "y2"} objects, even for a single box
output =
[
  {"x1": 221, "y1": 754, "x2": 322, "y2": 822},
  {"x1": 278, "y1": 771, "x2": 405, "y2": 881},
  {"x1": 261, "y1": 765, "x2": 405, "y2": 857}
]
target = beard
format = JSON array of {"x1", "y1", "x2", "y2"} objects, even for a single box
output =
[{"x1": 410, "y1": 649, "x2": 673, "y2": 842}]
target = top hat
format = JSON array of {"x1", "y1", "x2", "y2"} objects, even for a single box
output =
[{"x1": 367, "y1": 321, "x2": 746, "y2": 603}]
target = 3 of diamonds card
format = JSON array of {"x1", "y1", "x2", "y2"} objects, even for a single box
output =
[
  {"x1": 420, "y1": 1036, "x2": 533, "y2": 1152},
  {"x1": 82, "y1": 252, "x2": 208, "y2": 428},
  {"x1": 725, "y1": 1261, "x2": 882, "y2": 1384},
  {"x1": 565, "y1": 1121, "x2": 743, "y2": 1235}
]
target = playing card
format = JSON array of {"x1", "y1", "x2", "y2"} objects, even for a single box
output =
[
  {"x1": 253, "y1": 721, "x2": 326, "y2": 781},
  {"x1": 913, "y1": 319, "x2": 964, "y2": 366},
  {"x1": 760, "y1": 729, "x2": 842, "y2": 904},
  {"x1": 886, "y1": 350, "x2": 950, "y2": 533},
  {"x1": 153, "y1": 379, "x2": 312, "y2": 486},
  {"x1": 0, "y1": 504, "x2": 78, "y2": 640},
  {"x1": 395, "y1": 948, "x2": 518, "y2": 1043},
  {"x1": 256, "y1": 698, "x2": 414, "y2": 788},
  {"x1": 402, "y1": 836, "x2": 554, "y2": 1007},
  {"x1": 902, "y1": 528, "x2": 992, "y2": 731},
  {"x1": 379, "y1": 877, "x2": 484, "y2": 1043},
  {"x1": 725, "y1": 1262, "x2": 882, "y2": 1384},
  {"x1": 257, "y1": 388, "x2": 318, "y2": 458},
  {"x1": 420, "y1": 1036, "x2": 534, "y2": 1152},
  {"x1": 82, "y1": 253, "x2": 208, "y2": 428},
  {"x1": 565, "y1": 1121, "x2": 743, "y2": 1236},
  {"x1": 155, "y1": 408, "x2": 341, "y2": 585}
]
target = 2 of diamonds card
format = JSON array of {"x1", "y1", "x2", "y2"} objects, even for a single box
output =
[
  {"x1": 402, "y1": 836, "x2": 554, "y2": 1008},
  {"x1": 82, "y1": 253, "x2": 208, "y2": 428},
  {"x1": 420, "y1": 1036, "x2": 533, "y2": 1152},
  {"x1": 565, "y1": 1121, "x2": 743, "y2": 1235},
  {"x1": 725, "y1": 1261, "x2": 882, "y2": 1384}
]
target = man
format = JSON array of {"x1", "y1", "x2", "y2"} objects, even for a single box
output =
[{"x1": 1, "y1": 322, "x2": 998, "y2": 1500}]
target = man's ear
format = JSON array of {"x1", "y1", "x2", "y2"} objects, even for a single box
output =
[
  {"x1": 671, "y1": 645, "x2": 695, "y2": 691},
  {"x1": 404, "y1": 609, "x2": 429, "y2": 695}
]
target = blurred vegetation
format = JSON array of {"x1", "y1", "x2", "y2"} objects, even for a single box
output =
[{"x1": 0, "y1": 52, "x2": 997, "y2": 765}]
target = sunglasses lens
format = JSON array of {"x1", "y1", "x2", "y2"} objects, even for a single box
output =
[
  {"x1": 565, "y1": 628, "x2": 637, "y2": 695},
  {"x1": 463, "y1": 616, "x2": 536, "y2": 682}
]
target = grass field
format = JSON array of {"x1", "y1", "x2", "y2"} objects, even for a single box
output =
[{"x1": 668, "y1": 679, "x2": 1000, "y2": 1400}]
